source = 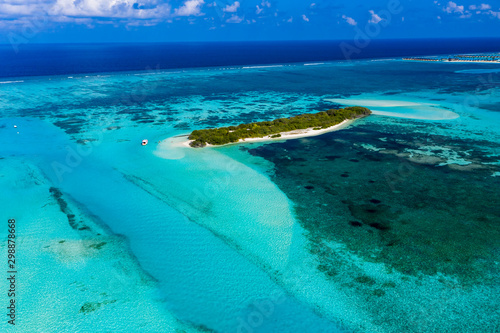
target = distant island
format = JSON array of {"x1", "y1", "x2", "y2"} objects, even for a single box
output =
[
  {"x1": 403, "y1": 54, "x2": 500, "y2": 63},
  {"x1": 188, "y1": 106, "x2": 371, "y2": 148}
]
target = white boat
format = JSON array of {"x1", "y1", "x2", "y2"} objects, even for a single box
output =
[{"x1": 141, "y1": 139, "x2": 148, "y2": 146}]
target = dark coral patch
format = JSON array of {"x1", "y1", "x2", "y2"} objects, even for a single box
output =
[
  {"x1": 355, "y1": 275, "x2": 376, "y2": 285},
  {"x1": 89, "y1": 242, "x2": 107, "y2": 250},
  {"x1": 317, "y1": 264, "x2": 337, "y2": 277},
  {"x1": 369, "y1": 222, "x2": 390, "y2": 231},
  {"x1": 372, "y1": 289, "x2": 386, "y2": 297}
]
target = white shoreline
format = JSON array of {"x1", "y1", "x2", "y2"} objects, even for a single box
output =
[
  {"x1": 444, "y1": 60, "x2": 500, "y2": 63},
  {"x1": 176, "y1": 119, "x2": 353, "y2": 148},
  {"x1": 403, "y1": 57, "x2": 500, "y2": 64}
]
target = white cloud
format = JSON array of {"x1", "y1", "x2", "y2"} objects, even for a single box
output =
[
  {"x1": 441, "y1": 1, "x2": 497, "y2": 19},
  {"x1": 368, "y1": 10, "x2": 382, "y2": 23},
  {"x1": 469, "y1": 3, "x2": 492, "y2": 11},
  {"x1": 0, "y1": 3, "x2": 40, "y2": 16},
  {"x1": 342, "y1": 15, "x2": 357, "y2": 26},
  {"x1": 443, "y1": 1, "x2": 464, "y2": 14},
  {"x1": 463, "y1": 3, "x2": 500, "y2": 19},
  {"x1": 487, "y1": 10, "x2": 500, "y2": 19},
  {"x1": 287, "y1": 16, "x2": 293, "y2": 22},
  {"x1": 174, "y1": 0, "x2": 205, "y2": 16},
  {"x1": 223, "y1": 1, "x2": 239, "y2": 13},
  {"x1": 226, "y1": 14, "x2": 243, "y2": 23},
  {"x1": 302, "y1": 14, "x2": 309, "y2": 22},
  {"x1": 254, "y1": 1, "x2": 271, "y2": 15},
  {"x1": 0, "y1": 0, "x2": 213, "y2": 30},
  {"x1": 19, "y1": 0, "x2": 174, "y2": 21},
  {"x1": 1, "y1": 0, "x2": 50, "y2": 4}
]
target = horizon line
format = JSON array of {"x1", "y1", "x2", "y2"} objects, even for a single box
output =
[{"x1": 2, "y1": 36, "x2": 500, "y2": 46}]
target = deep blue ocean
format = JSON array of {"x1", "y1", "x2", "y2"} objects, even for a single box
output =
[
  {"x1": 2, "y1": 38, "x2": 500, "y2": 78},
  {"x1": 1, "y1": 39, "x2": 499, "y2": 332}
]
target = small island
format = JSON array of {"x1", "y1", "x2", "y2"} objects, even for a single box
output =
[
  {"x1": 188, "y1": 106, "x2": 371, "y2": 147},
  {"x1": 403, "y1": 53, "x2": 500, "y2": 63}
]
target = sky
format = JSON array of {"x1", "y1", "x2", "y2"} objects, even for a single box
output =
[{"x1": 0, "y1": 0, "x2": 500, "y2": 44}]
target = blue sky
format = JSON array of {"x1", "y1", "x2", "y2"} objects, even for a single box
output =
[{"x1": 1, "y1": 0, "x2": 499, "y2": 43}]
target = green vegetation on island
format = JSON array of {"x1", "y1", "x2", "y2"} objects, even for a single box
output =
[{"x1": 188, "y1": 106, "x2": 371, "y2": 147}]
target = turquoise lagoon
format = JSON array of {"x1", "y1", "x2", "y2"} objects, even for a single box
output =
[{"x1": 0, "y1": 59, "x2": 499, "y2": 332}]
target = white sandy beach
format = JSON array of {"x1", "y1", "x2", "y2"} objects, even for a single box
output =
[
  {"x1": 173, "y1": 119, "x2": 353, "y2": 148},
  {"x1": 154, "y1": 119, "x2": 354, "y2": 159}
]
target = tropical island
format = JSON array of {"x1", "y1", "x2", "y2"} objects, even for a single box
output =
[
  {"x1": 403, "y1": 53, "x2": 500, "y2": 63},
  {"x1": 188, "y1": 106, "x2": 371, "y2": 147}
]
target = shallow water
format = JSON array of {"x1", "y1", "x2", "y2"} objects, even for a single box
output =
[
  {"x1": 1, "y1": 58, "x2": 499, "y2": 332},
  {"x1": 326, "y1": 97, "x2": 460, "y2": 120},
  {"x1": 0, "y1": 116, "x2": 342, "y2": 332}
]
